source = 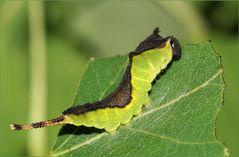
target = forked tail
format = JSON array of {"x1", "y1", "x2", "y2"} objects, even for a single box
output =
[{"x1": 10, "y1": 115, "x2": 66, "y2": 130}]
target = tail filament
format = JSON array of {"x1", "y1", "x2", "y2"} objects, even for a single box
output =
[{"x1": 10, "y1": 116, "x2": 66, "y2": 130}]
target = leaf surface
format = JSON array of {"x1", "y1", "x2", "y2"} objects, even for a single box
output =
[{"x1": 51, "y1": 42, "x2": 227, "y2": 157}]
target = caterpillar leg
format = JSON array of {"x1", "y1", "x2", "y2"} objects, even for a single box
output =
[
  {"x1": 134, "y1": 110, "x2": 142, "y2": 116},
  {"x1": 100, "y1": 108, "x2": 121, "y2": 134},
  {"x1": 120, "y1": 106, "x2": 135, "y2": 126},
  {"x1": 105, "y1": 128, "x2": 117, "y2": 134},
  {"x1": 104, "y1": 121, "x2": 120, "y2": 134},
  {"x1": 143, "y1": 94, "x2": 151, "y2": 107}
]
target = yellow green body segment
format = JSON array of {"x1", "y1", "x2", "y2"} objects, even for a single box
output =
[
  {"x1": 65, "y1": 41, "x2": 173, "y2": 132},
  {"x1": 10, "y1": 27, "x2": 181, "y2": 132}
]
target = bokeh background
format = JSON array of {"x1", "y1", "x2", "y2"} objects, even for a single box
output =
[{"x1": 0, "y1": 1, "x2": 238, "y2": 156}]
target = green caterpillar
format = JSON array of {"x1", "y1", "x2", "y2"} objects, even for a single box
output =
[{"x1": 10, "y1": 27, "x2": 181, "y2": 133}]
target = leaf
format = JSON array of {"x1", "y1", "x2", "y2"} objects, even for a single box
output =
[{"x1": 50, "y1": 42, "x2": 227, "y2": 157}]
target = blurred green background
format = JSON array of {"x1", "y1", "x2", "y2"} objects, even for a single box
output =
[{"x1": 0, "y1": 1, "x2": 238, "y2": 156}]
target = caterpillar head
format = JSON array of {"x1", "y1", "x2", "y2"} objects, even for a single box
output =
[
  {"x1": 169, "y1": 36, "x2": 181, "y2": 60},
  {"x1": 132, "y1": 27, "x2": 181, "y2": 60}
]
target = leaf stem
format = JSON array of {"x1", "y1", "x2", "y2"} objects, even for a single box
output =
[{"x1": 28, "y1": 1, "x2": 47, "y2": 155}]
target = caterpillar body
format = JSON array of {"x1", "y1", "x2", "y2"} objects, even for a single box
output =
[{"x1": 10, "y1": 27, "x2": 181, "y2": 133}]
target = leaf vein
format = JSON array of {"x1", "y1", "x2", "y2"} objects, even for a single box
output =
[
  {"x1": 51, "y1": 133, "x2": 107, "y2": 156},
  {"x1": 124, "y1": 127, "x2": 217, "y2": 145}
]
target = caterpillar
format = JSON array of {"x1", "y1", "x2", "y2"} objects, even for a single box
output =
[{"x1": 10, "y1": 27, "x2": 181, "y2": 133}]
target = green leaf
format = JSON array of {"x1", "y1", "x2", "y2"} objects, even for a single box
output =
[{"x1": 50, "y1": 42, "x2": 227, "y2": 157}]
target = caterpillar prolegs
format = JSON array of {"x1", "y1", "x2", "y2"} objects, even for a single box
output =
[{"x1": 10, "y1": 27, "x2": 181, "y2": 133}]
